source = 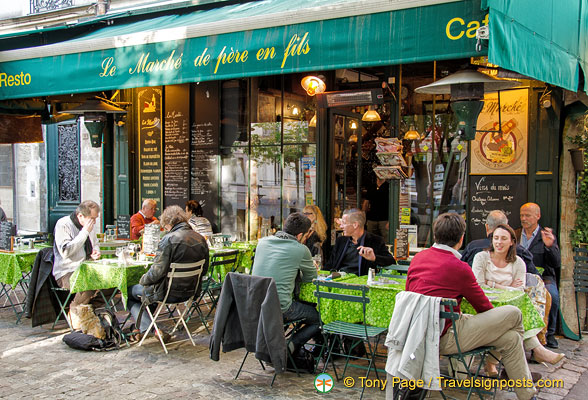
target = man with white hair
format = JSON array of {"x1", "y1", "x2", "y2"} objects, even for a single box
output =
[
  {"x1": 130, "y1": 199, "x2": 159, "y2": 240},
  {"x1": 461, "y1": 210, "x2": 538, "y2": 275}
]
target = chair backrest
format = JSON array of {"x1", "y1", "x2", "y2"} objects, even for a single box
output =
[
  {"x1": 439, "y1": 298, "x2": 464, "y2": 354},
  {"x1": 313, "y1": 280, "x2": 370, "y2": 334},
  {"x1": 378, "y1": 264, "x2": 409, "y2": 279},
  {"x1": 209, "y1": 249, "x2": 240, "y2": 279},
  {"x1": 161, "y1": 259, "x2": 206, "y2": 304},
  {"x1": 573, "y1": 247, "x2": 588, "y2": 292}
]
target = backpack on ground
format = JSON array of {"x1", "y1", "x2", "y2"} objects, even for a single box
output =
[{"x1": 62, "y1": 308, "x2": 122, "y2": 351}]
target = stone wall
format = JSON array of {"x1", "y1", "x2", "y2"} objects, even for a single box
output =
[{"x1": 560, "y1": 115, "x2": 585, "y2": 335}]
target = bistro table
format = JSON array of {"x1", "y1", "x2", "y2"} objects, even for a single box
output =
[
  {"x1": 299, "y1": 274, "x2": 545, "y2": 338},
  {"x1": 0, "y1": 247, "x2": 41, "y2": 321},
  {"x1": 69, "y1": 259, "x2": 151, "y2": 308}
]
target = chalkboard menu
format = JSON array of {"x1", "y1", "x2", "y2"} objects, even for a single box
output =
[
  {"x1": 116, "y1": 215, "x2": 131, "y2": 240},
  {"x1": 191, "y1": 81, "x2": 219, "y2": 224},
  {"x1": 137, "y1": 86, "x2": 163, "y2": 210},
  {"x1": 468, "y1": 175, "x2": 527, "y2": 241},
  {"x1": 164, "y1": 84, "x2": 190, "y2": 208},
  {"x1": 394, "y1": 228, "x2": 409, "y2": 260},
  {"x1": 0, "y1": 221, "x2": 16, "y2": 251}
]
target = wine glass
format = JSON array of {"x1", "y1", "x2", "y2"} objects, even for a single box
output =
[{"x1": 127, "y1": 243, "x2": 136, "y2": 260}]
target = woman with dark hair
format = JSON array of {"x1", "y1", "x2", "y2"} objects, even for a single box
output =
[
  {"x1": 185, "y1": 200, "x2": 213, "y2": 240},
  {"x1": 472, "y1": 224, "x2": 564, "y2": 374}
]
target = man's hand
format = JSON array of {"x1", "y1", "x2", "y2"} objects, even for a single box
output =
[
  {"x1": 357, "y1": 246, "x2": 376, "y2": 261},
  {"x1": 83, "y1": 217, "x2": 96, "y2": 233},
  {"x1": 541, "y1": 227, "x2": 555, "y2": 248},
  {"x1": 90, "y1": 249, "x2": 101, "y2": 260}
]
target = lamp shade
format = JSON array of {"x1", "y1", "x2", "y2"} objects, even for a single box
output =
[
  {"x1": 414, "y1": 70, "x2": 519, "y2": 99},
  {"x1": 301, "y1": 75, "x2": 326, "y2": 96},
  {"x1": 404, "y1": 129, "x2": 421, "y2": 140},
  {"x1": 309, "y1": 114, "x2": 317, "y2": 127},
  {"x1": 362, "y1": 106, "x2": 381, "y2": 122}
]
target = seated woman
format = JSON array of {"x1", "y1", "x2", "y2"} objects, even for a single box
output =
[
  {"x1": 185, "y1": 200, "x2": 213, "y2": 240},
  {"x1": 472, "y1": 224, "x2": 564, "y2": 375},
  {"x1": 301, "y1": 205, "x2": 327, "y2": 258}
]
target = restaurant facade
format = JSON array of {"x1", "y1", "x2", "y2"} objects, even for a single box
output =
[{"x1": 0, "y1": 0, "x2": 587, "y2": 332}]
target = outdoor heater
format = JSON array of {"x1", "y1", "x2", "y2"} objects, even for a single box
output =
[
  {"x1": 60, "y1": 98, "x2": 127, "y2": 147},
  {"x1": 415, "y1": 69, "x2": 519, "y2": 140}
]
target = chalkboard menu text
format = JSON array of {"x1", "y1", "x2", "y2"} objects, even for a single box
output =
[
  {"x1": 164, "y1": 84, "x2": 190, "y2": 208},
  {"x1": 117, "y1": 215, "x2": 131, "y2": 240},
  {"x1": 137, "y1": 86, "x2": 163, "y2": 210},
  {"x1": 468, "y1": 175, "x2": 527, "y2": 241},
  {"x1": 0, "y1": 221, "x2": 16, "y2": 251}
]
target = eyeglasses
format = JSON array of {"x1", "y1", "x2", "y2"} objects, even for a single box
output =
[{"x1": 303, "y1": 212, "x2": 314, "y2": 216}]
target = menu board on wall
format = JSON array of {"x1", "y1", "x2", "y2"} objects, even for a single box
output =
[
  {"x1": 164, "y1": 84, "x2": 190, "y2": 208},
  {"x1": 468, "y1": 175, "x2": 527, "y2": 241},
  {"x1": 0, "y1": 221, "x2": 15, "y2": 251},
  {"x1": 191, "y1": 81, "x2": 219, "y2": 223},
  {"x1": 137, "y1": 86, "x2": 163, "y2": 210}
]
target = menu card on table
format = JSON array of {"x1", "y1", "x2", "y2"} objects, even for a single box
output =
[
  {"x1": 116, "y1": 215, "x2": 131, "y2": 240},
  {"x1": 142, "y1": 223, "x2": 160, "y2": 255}
]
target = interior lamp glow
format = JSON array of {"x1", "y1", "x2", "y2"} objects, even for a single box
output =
[
  {"x1": 350, "y1": 120, "x2": 358, "y2": 130},
  {"x1": 309, "y1": 114, "x2": 317, "y2": 127},
  {"x1": 404, "y1": 128, "x2": 421, "y2": 140},
  {"x1": 301, "y1": 75, "x2": 326, "y2": 96},
  {"x1": 362, "y1": 106, "x2": 381, "y2": 122}
]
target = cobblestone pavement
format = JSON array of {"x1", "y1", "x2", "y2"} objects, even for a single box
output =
[{"x1": 0, "y1": 303, "x2": 585, "y2": 399}]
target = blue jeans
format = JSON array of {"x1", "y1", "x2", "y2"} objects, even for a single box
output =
[
  {"x1": 282, "y1": 301, "x2": 321, "y2": 351},
  {"x1": 544, "y1": 278, "x2": 560, "y2": 336},
  {"x1": 127, "y1": 284, "x2": 154, "y2": 333}
]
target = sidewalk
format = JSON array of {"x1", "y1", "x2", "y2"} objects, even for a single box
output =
[{"x1": 0, "y1": 305, "x2": 585, "y2": 399}]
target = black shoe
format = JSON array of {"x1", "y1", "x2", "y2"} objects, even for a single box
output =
[{"x1": 546, "y1": 335, "x2": 559, "y2": 349}]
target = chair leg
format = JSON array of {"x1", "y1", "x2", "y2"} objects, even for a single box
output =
[{"x1": 235, "y1": 351, "x2": 250, "y2": 380}]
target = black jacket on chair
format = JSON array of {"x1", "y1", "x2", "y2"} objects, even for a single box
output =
[
  {"x1": 209, "y1": 272, "x2": 287, "y2": 373},
  {"x1": 325, "y1": 232, "x2": 396, "y2": 276},
  {"x1": 140, "y1": 222, "x2": 209, "y2": 304},
  {"x1": 24, "y1": 247, "x2": 59, "y2": 327},
  {"x1": 515, "y1": 226, "x2": 561, "y2": 281}
]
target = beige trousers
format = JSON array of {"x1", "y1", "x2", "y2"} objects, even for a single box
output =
[{"x1": 439, "y1": 305, "x2": 536, "y2": 400}]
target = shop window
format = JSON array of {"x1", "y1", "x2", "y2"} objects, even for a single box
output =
[
  {"x1": 0, "y1": 145, "x2": 12, "y2": 187},
  {"x1": 219, "y1": 75, "x2": 317, "y2": 239}
]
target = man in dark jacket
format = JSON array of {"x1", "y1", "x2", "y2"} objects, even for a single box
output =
[
  {"x1": 517, "y1": 202, "x2": 561, "y2": 349},
  {"x1": 127, "y1": 205, "x2": 209, "y2": 338},
  {"x1": 325, "y1": 208, "x2": 395, "y2": 275},
  {"x1": 461, "y1": 210, "x2": 538, "y2": 275}
]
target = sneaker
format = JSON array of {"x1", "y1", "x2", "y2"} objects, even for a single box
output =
[
  {"x1": 546, "y1": 335, "x2": 559, "y2": 349},
  {"x1": 155, "y1": 329, "x2": 172, "y2": 343}
]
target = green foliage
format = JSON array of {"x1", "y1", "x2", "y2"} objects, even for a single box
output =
[{"x1": 571, "y1": 162, "x2": 588, "y2": 247}]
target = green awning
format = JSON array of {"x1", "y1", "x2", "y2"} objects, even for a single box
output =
[
  {"x1": 485, "y1": 0, "x2": 588, "y2": 93},
  {"x1": 0, "y1": 0, "x2": 487, "y2": 100}
]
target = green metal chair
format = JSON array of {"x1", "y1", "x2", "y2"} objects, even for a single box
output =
[
  {"x1": 377, "y1": 264, "x2": 409, "y2": 279},
  {"x1": 48, "y1": 277, "x2": 73, "y2": 331},
  {"x1": 313, "y1": 280, "x2": 387, "y2": 400},
  {"x1": 186, "y1": 249, "x2": 240, "y2": 333},
  {"x1": 439, "y1": 298, "x2": 500, "y2": 400},
  {"x1": 572, "y1": 247, "x2": 588, "y2": 340}
]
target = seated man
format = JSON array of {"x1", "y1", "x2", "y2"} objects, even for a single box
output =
[
  {"x1": 127, "y1": 205, "x2": 209, "y2": 339},
  {"x1": 517, "y1": 202, "x2": 561, "y2": 349},
  {"x1": 52, "y1": 200, "x2": 102, "y2": 326},
  {"x1": 251, "y1": 212, "x2": 320, "y2": 356},
  {"x1": 325, "y1": 208, "x2": 395, "y2": 276},
  {"x1": 130, "y1": 199, "x2": 159, "y2": 240},
  {"x1": 407, "y1": 213, "x2": 536, "y2": 400},
  {"x1": 461, "y1": 210, "x2": 538, "y2": 274}
]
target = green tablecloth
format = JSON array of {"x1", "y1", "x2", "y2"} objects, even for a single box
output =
[
  {"x1": 0, "y1": 248, "x2": 40, "y2": 287},
  {"x1": 209, "y1": 241, "x2": 257, "y2": 279},
  {"x1": 69, "y1": 260, "x2": 149, "y2": 307},
  {"x1": 300, "y1": 275, "x2": 545, "y2": 334}
]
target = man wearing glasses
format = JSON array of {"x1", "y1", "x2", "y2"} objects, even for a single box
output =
[{"x1": 325, "y1": 208, "x2": 395, "y2": 276}]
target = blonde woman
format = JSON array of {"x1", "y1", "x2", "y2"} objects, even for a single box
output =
[{"x1": 302, "y1": 205, "x2": 327, "y2": 257}]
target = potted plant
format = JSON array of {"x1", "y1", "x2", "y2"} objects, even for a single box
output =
[{"x1": 567, "y1": 111, "x2": 588, "y2": 173}]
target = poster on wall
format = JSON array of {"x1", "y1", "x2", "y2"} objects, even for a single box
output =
[
  {"x1": 137, "y1": 86, "x2": 163, "y2": 209},
  {"x1": 470, "y1": 88, "x2": 528, "y2": 175}
]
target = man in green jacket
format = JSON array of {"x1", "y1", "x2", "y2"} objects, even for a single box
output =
[{"x1": 252, "y1": 212, "x2": 319, "y2": 355}]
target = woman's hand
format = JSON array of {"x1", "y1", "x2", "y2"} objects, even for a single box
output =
[{"x1": 511, "y1": 278, "x2": 524, "y2": 288}]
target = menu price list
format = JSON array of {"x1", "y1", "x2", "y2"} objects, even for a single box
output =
[{"x1": 137, "y1": 86, "x2": 163, "y2": 207}]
